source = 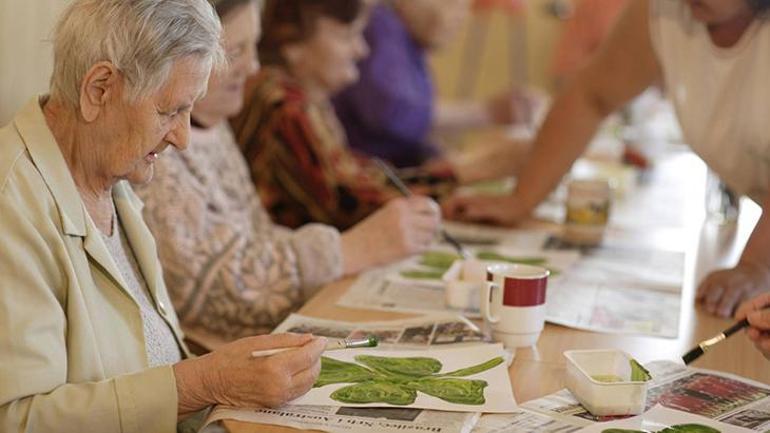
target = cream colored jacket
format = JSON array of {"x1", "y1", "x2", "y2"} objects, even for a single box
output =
[{"x1": 0, "y1": 98, "x2": 190, "y2": 433}]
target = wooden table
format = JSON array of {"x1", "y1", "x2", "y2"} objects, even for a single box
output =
[{"x1": 226, "y1": 153, "x2": 770, "y2": 433}]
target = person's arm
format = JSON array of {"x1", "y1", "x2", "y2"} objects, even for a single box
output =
[
  {"x1": 0, "y1": 196, "x2": 179, "y2": 433},
  {"x1": 698, "y1": 191, "x2": 770, "y2": 317},
  {"x1": 139, "y1": 154, "x2": 343, "y2": 340},
  {"x1": 736, "y1": 292, "x2": 770, "y2": 359},
  {"x1": 443, "y1": 0, "x2": 661, "y2": 225}
]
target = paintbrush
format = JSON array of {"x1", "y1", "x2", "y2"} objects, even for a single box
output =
[
  {"x1": 682, "y1": 318, "x2": 749, "y2": 365},
  {"x1": 251, "y1": 336, "x2": 379, "y2": 358},
  {"x1": 373, "y1": 158, "x2": 470, "y2": 259}
]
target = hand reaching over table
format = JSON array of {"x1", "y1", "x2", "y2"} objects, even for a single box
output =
[{"x1": 697, "y1": 261, "x2": 770, "y2": 318}]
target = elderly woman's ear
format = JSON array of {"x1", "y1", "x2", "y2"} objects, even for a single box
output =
[{"x1": 78, "y1": 61, "x2": 122, "y2": 122}]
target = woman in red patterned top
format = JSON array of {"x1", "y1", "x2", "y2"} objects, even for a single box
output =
[{"x1": 231, "y1": 0, "x2": 455, "y2": 230}]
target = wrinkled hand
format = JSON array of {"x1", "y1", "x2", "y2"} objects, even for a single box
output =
[
  {"x1": 736, "y1": 292, "x2": 770, "y2": 360},
  {"x1": 174, "y1": 333, "x2": 325, "y2": 415},
  {"x1": 441, "y1": 194, "x2": 525, "y2": 226},
  {"x1": 696, "y1": 262, "x2": 770, "y2": 318},
  {"x1": 341, "y1": 196, "x2": 441, "y2": 274}
]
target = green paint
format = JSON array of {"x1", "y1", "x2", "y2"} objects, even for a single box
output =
[
  {"x1": 419, "y1": 251, "x2": 461, "y2": 270},
  {"x1": 630, "y1": 359, "x2": 652, "y2": 382},
  {"x1": 475, "y1": 251, "x2": 547, "y2": 265},
  {"x1": 592, "y1": 374, "x2": 624, "y2": 383},
  {"x1": 475, "y1": 251, "x2": 561, "y2": 276},
  {"x1": 314, "y1": 355, "x2": 505, "y2": 406},
  {"x1": 602, "y1": 424, "x2": 720, "y2": 433},
  {"x1": 399, "y1": 269, "x2": 446, "y2": 280}
]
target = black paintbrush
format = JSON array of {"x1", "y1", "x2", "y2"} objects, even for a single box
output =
[
  {"x1": 373, "y1": 158, "x2": 469, "y2": 259},
  {"x1": 682, "y1": 318, "x2": 750, "y2": 365}
]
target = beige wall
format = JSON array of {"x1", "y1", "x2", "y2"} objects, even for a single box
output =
[
  {"x1": 430, "y1": 0, "x2": 563, "y2": 101},
  {"x1": 0, "y1": 0, "x2": 564, "y2": 123},
  {"x1": 0, "y1": 0, "x2": 69, "y2": 124}
]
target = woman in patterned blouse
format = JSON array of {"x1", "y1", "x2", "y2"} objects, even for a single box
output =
[
  {"x1": 230, "y1": 0, "x2": 457, "y2": 230},
  {"x1": 137, "y1": 0, "x2": 441, "y2": 347}
]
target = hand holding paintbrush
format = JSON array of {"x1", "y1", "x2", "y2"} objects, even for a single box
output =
[
  {"x1": 735, "y1": 292, "x2": 770, "y2": 360},
  {"x1": 682, "y1": 293, "x2": 770, "y2": 364},
  {"x1": 373, "y1": 158, "x2": 470, "y2": 259}
]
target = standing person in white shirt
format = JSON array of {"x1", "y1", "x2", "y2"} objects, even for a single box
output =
[{"x1": 443, "y1": 0, "x2": 770, "y2": 318}]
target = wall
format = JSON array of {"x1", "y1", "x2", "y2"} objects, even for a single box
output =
[
  {"x1": 430, "y1": 0, "x2": 564, "y2": 101},
  {"x1": 0, "y1": 0, "x2": 69, "y2": 124}
]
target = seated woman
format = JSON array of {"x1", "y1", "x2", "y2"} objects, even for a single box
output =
[
  {"x1": 0, "y1": 1, "x2": 326, "y2": 431},
  {"x1": 137, "y1": 0, "x2": 441, "y2": 346},
  {"x1": 332, "y1": 0, "x2": 539, "y2": 168},
  {"x1": 230, "y1": 0, "x2": 460, "y2": 230}
]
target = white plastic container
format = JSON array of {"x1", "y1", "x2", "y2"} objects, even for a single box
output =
[
  {"x1": 442, "y1": 259, "x2": 486, "y2": 311},
  {"x1": 564, "y1": 349, "x2": 649, "y2": 416}
]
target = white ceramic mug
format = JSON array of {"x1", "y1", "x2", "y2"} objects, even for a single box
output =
[{"x1": 482, "y1": 263, "x2": 549, "y2": 348}]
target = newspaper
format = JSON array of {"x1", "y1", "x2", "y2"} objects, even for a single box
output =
[
  {"x1": 337, "y1": 247, "x2": 581, "y2": 319},
  {"x1": 471, "y1": 409, "x2": 584, "y2": 433},
  {"x1": 575, "y1": 405, "x2": 754, "y2": 433},
  {"x1": 203, "y1": 405, "x2": 480, "y2": 433},
  {"x1": 522, "y1": 361, "x2": 770, "y2": 432},
  {"x1": 543, "y1": 239, "x2": 684, "y2": 338},
  {"x1": 274, "y1": 313, "x2": 492, "y2": 348}
]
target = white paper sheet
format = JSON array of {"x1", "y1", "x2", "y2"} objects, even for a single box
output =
[
  {"x1": 575, "y1": 405, "x2": 754, "y2": 433},
  {"x1": 290, "y1": 344, "x2": 517, "y2": 413}
]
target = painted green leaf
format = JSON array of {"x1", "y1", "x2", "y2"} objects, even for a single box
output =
[
  {"x1": 410, "y1": 377, "x2": 489, "y2": 405},
  {"x1": 660, "y1": 424, "x2": 720, "y2": 433},
  {"x1": 331, "y1": 382, "x2": 417, "y2": 405},
  {"x1": 602, "y1": 430, "x2": 647, "y2": 433},
  {"x1": 475, "y1": 251, "x2": 547, "y2": 265},
  {"x1": 630, "y1": 359, "x2": 652, "y2": 382},
  {"x1": 355, "y1": 355, "x2": 442, "y2": 378},
  {"x1": 400, "y1": 269, "x2": 445, "y2": 280},
  {"x1": 439, "y1": 356, "x2": 505, "y2": 377},
  {"x1": 419, "y1": 251, "x2": 461, "y2": 270},
  {"x1": 314, "y1": 356, "x2": 376, "y2": 387}
]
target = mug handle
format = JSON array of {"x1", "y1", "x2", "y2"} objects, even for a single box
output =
[{"x1": 481, "y1": 281, "x2": 500, "y2": 324}]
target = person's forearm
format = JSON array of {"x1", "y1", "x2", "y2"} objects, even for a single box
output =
[
  {"x1": 434, "y1": 100, "x2": 490, "y2": 132},
  {"x1": 739, "y1": 193, "x2": 770, "y2": 269},
  {"x1": 511, "y1": 81, "x2": 609, "y2": 214}
]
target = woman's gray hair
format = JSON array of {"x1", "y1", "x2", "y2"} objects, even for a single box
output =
[{"x1": 50, "y1": 0, "x2": 227, "y2": 107}]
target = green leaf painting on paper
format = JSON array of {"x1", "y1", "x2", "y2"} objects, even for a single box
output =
[
  {"x1": 399, "y1": 250, "x2": 560, "y2": 280},
  {"x1": 314, "y1": 355, "x2": 505, "y2": 406},
  {"x1": 602, "y1": 424, "x2": 720, "y2": 433}
]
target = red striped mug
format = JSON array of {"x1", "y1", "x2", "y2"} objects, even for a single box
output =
[{"x1": 482, "y1": 263, "x2": 549, "y2": 348}]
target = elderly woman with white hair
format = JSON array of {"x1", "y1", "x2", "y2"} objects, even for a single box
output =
[{"x1": 0, "y1": 1, "x2": 325, "y2": 432}]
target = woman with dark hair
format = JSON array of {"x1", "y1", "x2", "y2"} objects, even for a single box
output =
[
  {"x1": 445, "y1": 0, "x2": 770, "y2": 319},
  {"x1": 230, "y1": 0, "x2": 454, "y2": 230}
]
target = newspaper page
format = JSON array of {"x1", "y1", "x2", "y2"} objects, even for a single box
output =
[
  {"x1": 575, "y1": 405, "x2": 754, "y2": 433},
  {"x1": 202, "y1": 405, "x2": 480, "y2": 433},
  {"x1": 522, "y1": 361, "x2": 770, "y2": 432},
  {"x1": 338, "y1": 247, "x2": 581, "y2": 319},
  {"x1": 471, "y1": 409, "x2": 584, "y2": 433},
  {"x1": 543, "y1": 239, "x2": 684, "y2": 338},
  {"x1": 274, "y1": 313, "x2": 492, "y2": 348}
]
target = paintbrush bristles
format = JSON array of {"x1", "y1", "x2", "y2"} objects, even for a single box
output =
[{"x1": 682, "y1": 346, "x2": 704, "y2": 365}]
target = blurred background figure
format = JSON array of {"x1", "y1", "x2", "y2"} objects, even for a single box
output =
[
  {"x1": 230, "y1": 0, "x2": 457, "y2": 230},
  {"x1": 332, "y1": 0, "x2": 541, "y2": 169},
  {"x1": 550, "y1": 0, "x2": 629, "y2": 88}
]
